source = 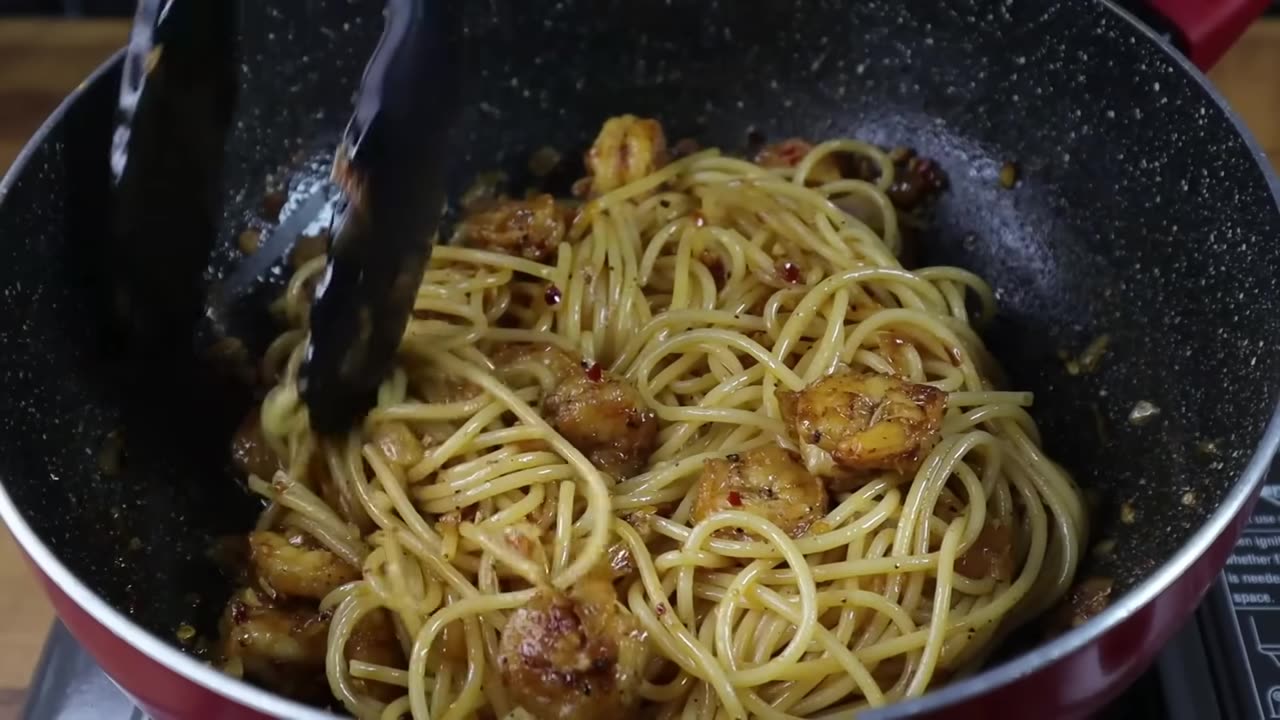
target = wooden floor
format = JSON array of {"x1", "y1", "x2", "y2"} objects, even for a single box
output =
[
  {"x1": 0, "y1": 15, "x2": 1279, "y2": 719},
  {"x1": 1212, "y1": 20, "x2": 1280, "y2": 166}
]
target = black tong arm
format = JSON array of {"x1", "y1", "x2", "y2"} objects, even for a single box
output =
[
  {"x1": 111, "y1": 0, "x2": 461, "y2": 434},
  {"x1": 301, "y1": 0, "x2": 462, "y2": 434}
]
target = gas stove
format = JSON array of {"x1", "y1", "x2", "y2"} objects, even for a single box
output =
[
  {"x1": 24, "y1": 621, "x2": 145, "y2": 720},
  {"x1": 24, "y1": 481, "x2": 1280, "y2": 720}
]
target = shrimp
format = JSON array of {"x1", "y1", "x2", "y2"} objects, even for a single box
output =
[
  {"x1": 779, "y1": 370, "x2": 946, "y2": 477},
  {"x1": 219, "y1": 592, "x2": 330, "y2": 701},
  {"x1": 460, "y1": 194, "x2": 568, "y2": 262},
  {"x1": 370, "y1": 420, "x2": 426, "y2": 468},
  {"x1": 249, "y1": 530, "x2": 360, "y2": 600},
  {"x1": 691, "y1": 444, "x2": 828, "y2": 538},
  {"x1": 498, "y1": 574, "x2": 647, "y2": 720},
  {"x1": 584, "y1": 115, "x2": 668, "y2": 195},
  {"x1": 496, "y1": 344, "x2": 658, "y2": 478},
  {"x1": 493, "y1": 344, "x2": 581, "y2": 383},
  {"x1": 542, "y1": 363, "x2": 657, "y2": 478},
  {"x1": 755, "y1": 138, "x2": 842, "y2": 185}
]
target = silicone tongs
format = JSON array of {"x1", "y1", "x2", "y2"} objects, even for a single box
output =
[{"x1": 111, "y1": 0, "x2": 462, "y2": 435}]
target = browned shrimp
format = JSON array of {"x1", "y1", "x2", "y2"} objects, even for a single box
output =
[
  {"x1": 371, "y1": 420, "x2": 426, "y2": 468},
  {"x1": 219, "y1": 594, "x2": 329, "y2": 701},
  {"x1": 496, "y1": 344, "x2": 658, "y2": 478},
  {"x1": 584, "y1": 115, "x2": 668, "y2": 195},
  {"x1": 691, "y1": 444, "x2": 828, "y2": 539},
  {"x1": 345, "y1": 609, "x2": 407, "y2": 703},
  {"x1": 754, "y1": 138, "x2": 842, "y2": 185},
  {"x1": 779, "y1": 370, "x2": 947, "y2": 477},
  {"x1": 460, "y1": 194, "x2": 568, "y2": 262},
  {"x1": 542, "y1": 363, "x2": 657, "y2": 478},
  {"x1": 493, "y1": 343, "x2": 581, "y2": 380},
  {"x1": 498, "y1": 575, "x2": 647, "y2": 720},
  {"x1": 249, "y1": 530, "x2": 360, "y2": 601}
]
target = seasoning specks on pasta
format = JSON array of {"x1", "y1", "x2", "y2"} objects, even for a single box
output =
[{"x1": 217, "y1": 116, "x2": 1086, "y2": 720}]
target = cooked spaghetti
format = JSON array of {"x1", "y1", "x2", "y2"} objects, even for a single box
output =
[{"x1": 217, "y1": 115, "x2": 1087, "y2": 720}]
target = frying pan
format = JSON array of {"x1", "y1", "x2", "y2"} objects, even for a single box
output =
[{"x1": 1, "y1": 1, "x2": 1278, "y2": 718}]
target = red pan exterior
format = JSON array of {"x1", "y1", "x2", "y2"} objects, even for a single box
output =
[
  {"x1": 864, "y1": 490, "x2": 1263, "y2": 720},
  {"x1": 1149, "y1": 0, "x2": 1273, "y2": 68},
  {"x1": 30, "y1": 561, "x2": 276, "y2": 720}
]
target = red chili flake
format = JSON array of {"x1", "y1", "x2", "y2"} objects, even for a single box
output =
[
  {"x1": 544, "y1": 284, "x2": 562, "y2": 306},
  {"x1": 655, "y1": 603, "x2": 667, "y2": 617},
  {"x1": 779, "y1": 261, "x2": 801, "y2": 284},
  {"x1": 585, "y1": 362, "x2": 603, "y2": 382},
  {"x1": 727, "y1": 490, "x2": 743, "y2": 507}
]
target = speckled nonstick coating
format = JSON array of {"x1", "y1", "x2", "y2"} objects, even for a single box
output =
[{"x1": 0, "y1": 0, "x2": 1276, "y2": 713}]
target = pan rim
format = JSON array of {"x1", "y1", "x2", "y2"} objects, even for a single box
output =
[{"x1": 0, "y1": 2, "x2": 1278, "y2": 718}]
